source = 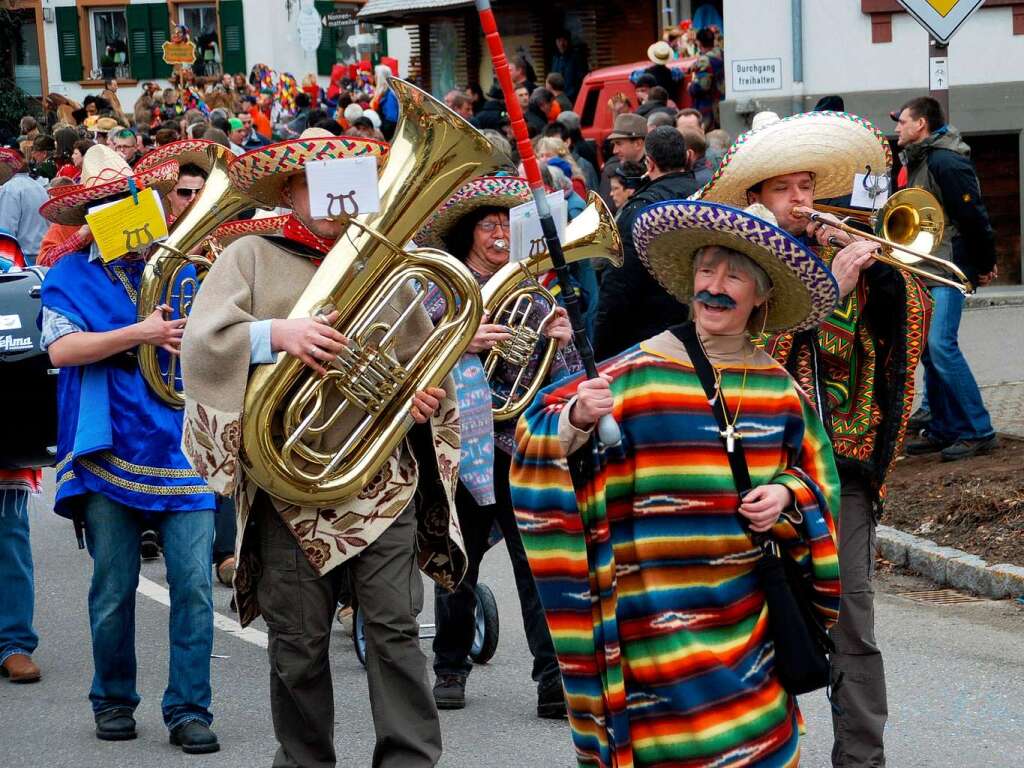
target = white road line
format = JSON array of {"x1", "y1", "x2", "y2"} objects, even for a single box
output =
[{"x1": 136, "y1": 575, "x2": 269, "y2": 649}]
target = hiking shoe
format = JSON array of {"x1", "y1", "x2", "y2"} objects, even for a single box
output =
[
  {"x1": 907, "y1": 407, "x2": 931, "y2": 433},
  {"x1": 140, "y1": 529, "x2": 162, "y2": 560},
  {"x1": 95, "y1": 708, "x2": 137, "y2": 741},
  {"x1": 941, "y1": 434, "x2": 998, "y2": 462},
  {"x1": 170, "y1": 720, "x2": 220, "y2": 754},
  {"x1": 216, "y1": 556, "x2": 236, "y2": 587},
  {"x1": 433, "y1": 674, "x2": 466, "y2": 710},
  {"x1": 905, "y1": 431, "x2": 952, "y2": 456},
  {"x1": 537, "y1": 677, "x2": 567, "y2": 719}
]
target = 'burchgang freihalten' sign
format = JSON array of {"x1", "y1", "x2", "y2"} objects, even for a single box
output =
[{"x1": 731, "y1": 58, "x2": 783, "y2": 92}]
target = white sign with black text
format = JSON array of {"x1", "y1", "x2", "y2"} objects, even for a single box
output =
[
  {"x1": 509, "y1": 193, "x2": 567, "y2": 264},
  {"x1": 307, "y1": 157, "x2": 381, "y2": 220},
  {"x1": 731, "y1": 58, "x2": 783, "y2": 92},
  {"x1": 929, "y1": 57, "x2": 950, "y2": 91}
]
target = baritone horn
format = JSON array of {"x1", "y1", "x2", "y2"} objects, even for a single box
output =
[
  {"x1": 481, "y1": 192, "x2": 622, "y2": 421},
  {"x1": 137, "y1": 143, "x2": 270, "y2": 407},
  {"x1": 242, "y1": 78, "x2": 510, "y2": 507},
  {"x1": 793, "y1": 187, "x2": 973, "y2": 294}
]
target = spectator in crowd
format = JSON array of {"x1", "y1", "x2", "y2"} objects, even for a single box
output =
[
  {"x1": 705, "y1": 127, "x2": 731, "y2": 171},
  {"x1": 536, "y1": 136, "x2": 587, "y2": 198},
  {"x1": 675, "y1": 107, "x2": 704, "y2": 134},
  {"x1": 447, "y1": 92, "x2": 475, "y2": 120},
  {"x1": 100, "y1": 78, "x2": 128, "y2": 125},
  {"x1": 111, "y1": 129, "x2": 141, "y2": 165},
  {"x1": 632, "y1": 73, "x2": 658, "y2": 107},
  {"x1": 29, "y1": 135, "x2": 57, "y2": 180},
  {"x1": 524, "y1": 88, "x2": 554, "y2": 138},
  {"x1": 233, "y1": 112, "x2": 268, "y2": 149},
  {"x1": 545, "y1": 72, "x2": 573, "y2": 113},
  {"x1": 897, "y1": 97, "x2": 999, "y2": 461},
  {"x1": 514, "y1": 85, "x2": 531, "y2": 114},
  {"x1": 815, "y1": 94, "x2": 845, "y2": 112},
  {"x1": 549, "y1": 31, "x2": 588, "y2": 101},
  {"x1": 594, "y1": 126, "x2": 701, "y2": 359},
  {"x1": 465, "y1": 83, "x2": 486, "y2": 115},
  {"x1": 636, "y1": 86, "x2": 674, "y2": 119},
  {"x1": 154, "y1": 127, "x2": 180, "y2": 147},
  {"x1": 598, "y1": 113, "x2": 647, "y2": 210},
  {"x1": 642, "y1": 41, "x2": 681, "y2": 95},
  {"x1": 542, "y1": 121, "x2": 598, "y2": 190},
  {"x1": 0, "y1": 147, "x2": 50, "y2": 264},
  {"x1": 688, "y1": 27, "x2": 725, "y2": 129},
  {"x1": 646, "y1": 111, "x2": 674, "y2": 130},
  {"x1": 555, "y1": 110, "x2": 599, "y2": 172},
  {"x1": 227, "y1": 118, "x2": 247, "y2": 155},
  {"x1": 470, "y1": 84, "x2": 508, "y2": 131},
  {"x1": 681, "y1": 128, "x2": 712, "y2": 185},
  {"x1": 608, "y1": 159, "x2": 645, "y2": 213},
  {"x1": 167, "y1": 163, "x2": 208, "y2": 221},
  {"x1": 133, "y1": 82, "x2": 161, "y2": 130},
  {"x1": 510, "y1": 55, "x2": 537, "y2": 95}
]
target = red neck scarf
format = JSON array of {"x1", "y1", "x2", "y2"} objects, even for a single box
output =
[{"x1": 282, "y1": 215, "x2": 334, "y2": 261}]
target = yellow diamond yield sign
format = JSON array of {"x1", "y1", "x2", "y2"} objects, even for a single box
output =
[{"x1": 898, "y1": 0, "x2": 984, "y2": 42}]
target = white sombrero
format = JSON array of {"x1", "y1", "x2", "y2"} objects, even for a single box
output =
[{"x1": 692, "y1": 111, "x2": 892, "y2": 207}]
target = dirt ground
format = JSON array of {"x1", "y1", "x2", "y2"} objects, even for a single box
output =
[{"x1": 884, "y1": 434, "x2": 1024, "y2": 566}]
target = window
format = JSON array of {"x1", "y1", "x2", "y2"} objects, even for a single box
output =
[
  {"x1": 89, "y1": 7, "x2": 130, "y2": 81},
  {"x1": 180, "y1": 3, "x2": 221, "y2": 77},
  {"x1": 10, "y1": 13, "x2": 41, "y2": 96}
]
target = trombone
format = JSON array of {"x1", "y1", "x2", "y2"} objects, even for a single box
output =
[{"x1": 792, "y1": 187, "x2": 973, "y2": 295}]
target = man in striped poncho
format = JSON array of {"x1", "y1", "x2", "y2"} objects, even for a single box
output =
[{"x1": 511, "y1": 200, "x2": 842, "y2": 767}]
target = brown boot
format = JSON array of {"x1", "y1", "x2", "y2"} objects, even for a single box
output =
[{"x1": 1, "y1": 653, "x2": 41, "y2": 684}]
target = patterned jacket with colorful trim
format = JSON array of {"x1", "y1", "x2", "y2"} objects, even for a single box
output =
[{"x1": 763, "y1": 246, "x2": 932, "y2": 510}]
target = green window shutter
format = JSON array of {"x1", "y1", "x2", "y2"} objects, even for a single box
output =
[
  {"x1": 126, "y1": 4, "x2": 154, "y2": 80},
  {"x1": 149, "y1": 5, "x2": 172, "y2": 79},
  {"x1": 55, "y1": 6, "x2": 83, "y2": 82},
  {"x1": 315, "y1": 1, "x2": 336, "y2": 76},
  {"x1": 219, "y1": 0, "x2": 246, "y2": 76}
]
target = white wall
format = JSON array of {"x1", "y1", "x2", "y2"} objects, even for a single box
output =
[{"x1": 723, "y1": 0, "x2": 1024, "y2": 100}]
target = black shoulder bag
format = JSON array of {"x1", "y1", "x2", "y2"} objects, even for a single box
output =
[{"x1": 674, "y1": 322, "x2": 836, "y2": 696}]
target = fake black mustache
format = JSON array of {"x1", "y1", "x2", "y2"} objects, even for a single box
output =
[{"x1": 694, "y1": 290, "x2": 737, "y2": 309}]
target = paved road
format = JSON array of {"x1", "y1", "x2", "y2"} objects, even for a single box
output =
[{"x1": 2, "y1": 305, "x2": 1022, "y2": 768}]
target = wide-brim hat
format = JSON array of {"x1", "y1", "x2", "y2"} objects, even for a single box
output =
[
  {"x1": 211, "y1": 213, "x2": 291, "y2": 246},
  {"x1": 40, "y1": 144, "x2": 179, "y2": 226},
  {"x1": 228, "y1": 127, "x2": 389, "y2": 207},
  {"x1": 692, "y1": 111, "x2": 892, "y2": 208},
  {"x1": 415, "y1": 176, "x2": 531, "y2": 251},
  {"x1": 632, "y1": 200, "x2": 839, "y2": 333},
  {"x1": 0, "y1": 148, "x2": 24, "y2": 186},
  {"x1": 647, "y1": 41, "x2": 674, "y2": 66},
  {"x1": 134, "y1": 138, "x2": 229, "y2": 176},
  {"x1": 607, "y1": 112, "x2": 648, "y2": 141}
]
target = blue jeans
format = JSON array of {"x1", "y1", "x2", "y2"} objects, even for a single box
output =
[
  {"x1": 83, "y1": 493, "x2": 215, "y2": 729},
  {"x1": 921, "y1": 286, "x2": 994, "y2": 441},
  {"x1": 0, "y1": 489, "x2": 38, "y2": 664}
]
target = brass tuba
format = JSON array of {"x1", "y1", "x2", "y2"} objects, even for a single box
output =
[
  {"x1": 137, "y1": 144, "x2": 270, "y2": 407},
  {"x1": 241, "y1": 78, "x2": 510, "y2": 507},
  {"x1": 481, "y1": 192, "x2": 622, "y2": 421}
]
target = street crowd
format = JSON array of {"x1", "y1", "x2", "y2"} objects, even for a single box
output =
[{"x1": 0, "y1": 11, "x2": 1004, "y2": 768}]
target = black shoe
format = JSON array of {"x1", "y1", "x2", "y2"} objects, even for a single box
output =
[
  {"x1": 433, "y1": 674, "x2": 466, "y2": 710},
  {"x1": 537, "y1": 677, "x2": 567, "y2": 719},
  {"x1": 95, "y1": 708, "x2": 137, "y2": 741},
  {"x1": 907, "y1": 407, "x2": 931, "y2": 433},
  {"x1": 941, "y1": 434, "x2": 998, "y2": 462},
  {"x1": 140, "y1": 529, "x2": 162, "y2": 560},
  {"x1": 169, "y1": 720, "x2": 220, "y2": 754},
  {"x1": 905, "y1": 430, "x2": 953, "y2": 456}
]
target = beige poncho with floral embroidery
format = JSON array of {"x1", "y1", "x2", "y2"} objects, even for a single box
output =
[{"x1": 180, "y1": 234, "x2": 466, "y2": 626}]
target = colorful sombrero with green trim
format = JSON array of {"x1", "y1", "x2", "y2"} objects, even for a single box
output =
[
  {"x1": 692, "y1": 111, "x2": 892, "y2": 207},
  {"x1": 0, "y1": 147, "x2": 23, "y2": 186},
  {"x1": 633, "y1": 199, "x2": 839, "y2": 333},
  {"x1": 40, "y1": 144, "x2": 179, "y2": 226},
  {"x1": 134, "y1": 138, "x2": 229, "y2": 176},
  {"x1": 228, "y1": 127, "x2": 388, "y2": 207},
  {"x1": 211, "y1": 214, "x2": 291, "y2": 245},
  {"x1": 415, "y1": 176, "x2": 531, "y2": 251}
]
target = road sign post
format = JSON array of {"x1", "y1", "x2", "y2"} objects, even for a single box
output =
[{"x1": 928, "y1": 39, "x2": 949, "y2": 117}]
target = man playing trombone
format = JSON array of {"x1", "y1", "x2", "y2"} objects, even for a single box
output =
[{"x1": 696, "y1": 110, "x2": 933, "y2": 768}]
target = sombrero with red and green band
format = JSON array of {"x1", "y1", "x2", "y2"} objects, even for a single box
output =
[
  {"x1": 228, "y1": 127, "x2": 389, "y2": 208},
  {"x1": 211, "y1": 214, "x2": 291, "y2": 246},
  {"x1": 134, "y1": 138, "x2": 230, "y2": 176},
  {"x1": 415, "y1": 176, "x2": 530, "y2": 251},
  {"x1": 0, "y1": 147, "x2": 24, "y2": 186}
]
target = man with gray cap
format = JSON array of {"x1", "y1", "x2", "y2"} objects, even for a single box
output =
[{"x1": 598, "y1": 113, "x2": 648, "y2": 211}]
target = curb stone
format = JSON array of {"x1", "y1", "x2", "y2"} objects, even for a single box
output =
[{"x1": 876, "y1": 525, "x2": 1024, "y2": 599}]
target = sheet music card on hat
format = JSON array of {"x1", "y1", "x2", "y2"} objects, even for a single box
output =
[
  {"x1": 86, "y1": 188, "x2": 169, "y2": 263},
  {"x1": 509, "y1": 192, "x2": 567, "y2": 264},
  {"x1": 307, "y1": 157, "x2": 380, "y2": 219},
  {"x1": 850, "y1": 171, "x2": 890, "y2": 210}
]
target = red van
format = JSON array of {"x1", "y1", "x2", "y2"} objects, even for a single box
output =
[{"x1": 573, "y1": 57, "x2": 696, "y2": 162}]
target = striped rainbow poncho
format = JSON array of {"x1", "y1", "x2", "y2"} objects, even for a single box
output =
[{"x1": 511, "y1": 335, "x2": 840, "y2": 767}]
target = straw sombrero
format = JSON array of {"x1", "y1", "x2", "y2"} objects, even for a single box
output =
[
  {"x1": 692, "y1": 111, "x2": 892, "y2": 208},
  {"x1": 134, "y1": 138, "x2": 229, "y2": 176},
  {"x1": 632, "y1": 200, "x2": 838, "y2": 333},
  {"x1": 0, "y1": 148, "x2": 24, "y2": 186},
  {"x1": 40, "y1": 144, "x2": 179, "y2": 226},
  {"x1": 415, "y1": 176, "x2": 531, "y2": 251},
  {"x1": 228, "y1": 127, "x2": 388, "y2": 208},
  {"x1": 647, "y1": 41, "x2": 674, "y2": 66},
  {"x1": 211, "y1": 214, "x2": 291, "y2": 246}
]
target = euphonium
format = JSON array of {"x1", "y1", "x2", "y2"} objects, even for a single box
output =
[
  {"x1": 137, "y1": 143, "x2": 269, "y2": 407},
  {"x1": 481, "y1": 192, "x2": 623, "y2": 421},
  {"x1": 242, "y1": 78, "x2": 510, "y2": 507}
]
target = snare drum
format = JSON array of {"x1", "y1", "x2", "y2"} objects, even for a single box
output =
[{"x1": 0, "y1": 267, "x2": 58, "y2": 468}]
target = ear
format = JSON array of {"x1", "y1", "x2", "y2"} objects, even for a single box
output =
[{"x1": 745, "y1": 190, "x2": 756, "y2": 205}]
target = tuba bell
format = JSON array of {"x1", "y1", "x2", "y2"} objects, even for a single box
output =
[
  {"x1": 241, "y1": 78, "x2": 510, "y2": 507},
  {"x1": 137, "y1": 143, "x2": 270, "y2": 408},
  {"x1": 481, "y1": 192, "x2": 622, "y2": 421}
]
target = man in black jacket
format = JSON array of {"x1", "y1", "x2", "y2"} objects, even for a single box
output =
[
  {"x1": 594, "y1": 127, "x2": 702, "y2": 360},
  {"x1": 897, "y1": 97, "x2": 998, "y2": 461},
  {"x1": 524, "y1": 88, "x2": 554, "y2": 138}
]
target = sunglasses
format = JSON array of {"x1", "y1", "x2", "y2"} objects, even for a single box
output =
[{"x1": 175, "y1": 188, "x2": 201, "y2": 199}]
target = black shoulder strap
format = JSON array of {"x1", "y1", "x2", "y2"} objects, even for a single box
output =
[{"x1": 671, "y1": 322, "x2": 753, "y2": 495}]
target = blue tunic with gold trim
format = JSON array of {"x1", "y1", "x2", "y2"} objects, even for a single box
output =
[{"x1": 41, "y1": 250, "x2": 214, "y2": 517}]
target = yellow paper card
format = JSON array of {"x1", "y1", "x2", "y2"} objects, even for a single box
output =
[{"x1": 85, "y1": 187, "x2": 169, "y2": 263}]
